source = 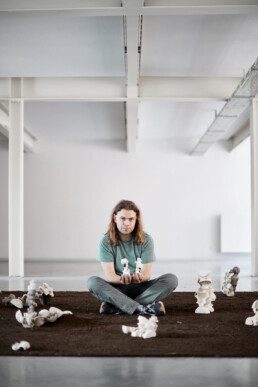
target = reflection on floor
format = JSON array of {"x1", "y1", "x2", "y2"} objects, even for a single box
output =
[{"x1": 0, "y1": 257, "x2": 257, "y2": 387}]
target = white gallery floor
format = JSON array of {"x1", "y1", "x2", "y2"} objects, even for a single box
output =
[{"x1": 0, "y1": 257, "x2": 257, "y2": 387}]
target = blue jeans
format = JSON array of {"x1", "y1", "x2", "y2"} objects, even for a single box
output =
[{"x1": 87, "y1": 273, "x2": 178, "y2": 315}]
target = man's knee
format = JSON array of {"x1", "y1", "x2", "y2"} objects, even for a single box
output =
[
  {"x1": 87, "y1": 276, "x2": 102, "y2": 292},
  {"x1": 160, "y1": 273, "x2": 178, "y2": 291}
]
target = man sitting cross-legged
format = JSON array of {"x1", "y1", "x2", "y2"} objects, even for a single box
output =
[{"x1": 87, "y1": 200, "x2": 178, "y2": 316}]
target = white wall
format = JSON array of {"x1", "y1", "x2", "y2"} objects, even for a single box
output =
[{"x1": 0, "y1": 136, "x2": 251, "y2": 260}]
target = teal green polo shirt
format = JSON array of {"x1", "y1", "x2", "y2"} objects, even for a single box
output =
[{"x1": 97, "y1": 233, "x2": 156, "y2": 276}]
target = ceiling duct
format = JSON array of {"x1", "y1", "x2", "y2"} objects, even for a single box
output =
[{"x1": 191, "y1": 57, "x2": 258, "y2": 155}]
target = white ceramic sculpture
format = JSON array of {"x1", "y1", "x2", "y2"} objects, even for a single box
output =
[
  {"x1": 135, "y1": 258, "x2": 142, "y2": 274},
  {"x1": 195, "y1": 271, "x2": 216, "y2": 314},
  {"x1": 222, "y1": 272, "x2": 234, "y2": 296},
  {"x1": 2, "y1": 294, "x2": 16, "y2": 305},
  {"x1": 15, "y1": 310, "x2": 45, "y2": 328},
  {"x1": 245, "y1": 300, "x2": 258, "y2": 326},
  {"x1": 121, "y1": 258, "x2": 130, "y2": 276},
  {"x1": 27, "y1": 280, "x2": 37, "y2": 314},
  {"x1": 122, "y1": 316, "x2": 158, "y2": 339},
  {"x1": 16, "y1": 307, "x2": 73, "y2": 328},
  {"x1": 38, "y1": 283, "x2": 54, "y2": 305},
  {"x1": 2, "y1": 293, "x2": 24, "y2": 309},
  {"x1": 39, "y1": 283, "x2": 54, "y2": 297},
  {"x1": 10, "y1": 298, "x2": 24, "y2": 309},
  {"x1": 38, "y1": 307, "x2": 72, "y2": 323},
  {"x1": 222, "y1": 267, "x2": 240, "y2": 296},
  {"x1": 12, "y1": 341, "x2": 31, "y2": 351},
  {"x1": 2, "y1": 281, "x2": 55, "y2": 309}
]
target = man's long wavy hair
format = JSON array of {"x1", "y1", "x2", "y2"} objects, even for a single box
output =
[{"x1": 107, "y1": 200, "x2": 145, "y2": 246}]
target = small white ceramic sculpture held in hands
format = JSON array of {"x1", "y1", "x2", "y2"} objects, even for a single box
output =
[
  {"x1": 195, "y1": 271, "x2": 216, "y2": 314},
  {"x1": 222, "y1": 266, "x2": 240, "y2": 296},
  {"x1": 12, "y1": 341, "x2": 31, "y2": 351},
  {"x1": 121, "y1": 258, "x2": 130, "y2": 276},
  {"x1": 245, "y1": 300, "x2": 258, "y2": 326},
  {"x1": 122, "y1": 316, "x2": 158, "y2": 339},
  {"x1": 135, "y1": 257, "x2": 142, "y2": 274}
]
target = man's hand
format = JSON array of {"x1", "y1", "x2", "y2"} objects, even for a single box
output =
[
  {"x1": 131, "y1": 273, "x2": 143, "y2": 284},
  {"x1": 120, "y1": 274, "x2": 132, "y2": 285}
]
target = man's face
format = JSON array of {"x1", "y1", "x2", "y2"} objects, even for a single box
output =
[{"x1": 114, "y1": 209, "x2": 137, "y2": 236}]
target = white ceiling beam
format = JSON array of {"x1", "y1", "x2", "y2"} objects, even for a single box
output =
[
  {"x1": 230, "y1": 122, "x2": 250, "y2": 151},
  {"x1": 0, "y1": 0, "x2": 123, "y2": 16},
  {"x1": 144, "y1": 0, "x2": 258, "y2": 15},
  {"x1": 0, "y1": 77, "x2": 240, "y2": 102},
  {"x1": 22, "y1": 77, "x2": 125, "y2": 101},
  {"x1": 140, "y1": 77, "x2": 241, "y2": 101},
  {"x1": 0, "y1": 103, "x2": 36, "y2": 152},
  {"x1": 1, "y1": 0, "x2": 257, "y2": 15},
  {"x1": 123, "y1": 1, "x2": 143, "y2": 153},
  {"x1": 0, "y1": 77, "x2": 126, "y2": 101}
]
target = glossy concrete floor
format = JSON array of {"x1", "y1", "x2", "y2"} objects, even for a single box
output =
[{"x1": 0, "y1": 257, "x2": 258, "y2": 387}]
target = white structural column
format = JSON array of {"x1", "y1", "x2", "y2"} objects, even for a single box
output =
[
  {"x1": 0, "y1": 103, "x2": 35, "y2": 152},
  {"x1": 123, "y1": 0, "x2": 143, "y2": 153},
  {"x1": 9, "y1": 78, "x2": 24, "y2": 277},
  {"x1": 250, "y1": 98, "x2": 258, "y2": 276}
]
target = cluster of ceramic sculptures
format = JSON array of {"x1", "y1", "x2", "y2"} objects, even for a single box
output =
[
  {"x1": 222, "y1": 266, "x2": 240, "y2": 296},
  {"x1": 1, "y1": 262, "x2": 256, "y2": 353},
  {"x1": 195, "y1": 267, "x2": 240, "y2": 314},
  {"x1": 193, "y1": 268, "x2": 257, "y2": 328},
  {"x1": 195, "y1": 271, "x2": 216, "y2": 314},
  {"x1": 2, "y1": 281, "x2": 54, "y2": 309},
  {"x1": 16, "y1": 306, "x2": 72, "y2": 328},
  {"x1": 121, "y1": 257, "x2": 142, "y2": 275},
  {"x1": 14, "y1": 280, "x2": 72, "y2": 328},
  {"x1": 122, "y1": 315, "x2": 158, "y2": 339},
  {"x1": 4, "y1": 280, "x2": 72, "y2": 350}
]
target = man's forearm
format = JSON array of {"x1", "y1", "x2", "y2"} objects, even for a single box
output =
[
  {"x1": 141, "y1": 274, "x2": 151, "y2": 282},
  {"x1": 105, "y1": 273, "x2": 121, "y2": 284},
  {"x1": 106, "y1": 273, "x2": 150, "y2": 285}
]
